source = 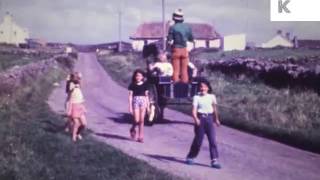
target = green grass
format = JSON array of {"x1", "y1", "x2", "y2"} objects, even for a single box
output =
[
  {"x1": 0, "y1": 52, "x2": 53, "y2": 72},
  {"x1": 192, "y1": 48, "x2": 320, "y2": 63},
  {"x1": 0, "y1": 56, "x2": 180, "y2": 180},
  {"x1": 205, "y1": 71, "x2": 320, "y2": 152},
  {"x1": 98, "y1": 52, "x2": 145, "y2": 87},
  {"x1": 98, "y1": 52, "x2": 320, "y2": 153}
]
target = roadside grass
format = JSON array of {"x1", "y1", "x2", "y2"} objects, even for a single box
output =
[
  {"x1": 0, "y1": 58, "x2": 181, "y2": 180},
  {"x1": 0, "y1": 52, "x2": 52, "y2": 72},
  {"x1": 98, "y1": 52, "x2": 320, "y2": 153},
  {"x1": 98, "y1": 52, "x2": 145, "y2": 87},
  {"x1": 192, "y1": 48, "x2": 320, "y2": 63},
  {"x1": 205, "y1": 71, "x2": 320, "y2": 152}
]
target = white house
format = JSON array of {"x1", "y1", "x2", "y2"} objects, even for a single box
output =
[
  {"x1": 223, "y1": 34, "x2": 246, "y2": 51},
  {"x1": 0, "y1": 12, "x2": 29, "y2": 45},
  {"x1": 262, "y1": 31, "x2": 294, "y2": 48},
  {"x1": 130, "y1": 22, "x2": 222, "y2": 51}
]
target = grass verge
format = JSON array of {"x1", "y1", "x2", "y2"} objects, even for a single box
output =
[
  {"x1": 0, "y1": 51, "x2": 53, "y2": 72},
  {"x1": 192, "y1": 48, "x2": 320, "y2": 62}
]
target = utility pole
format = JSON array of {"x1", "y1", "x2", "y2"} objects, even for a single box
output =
[
  {"x1": 0, "y1": 1, "x2": 2, "y2": 14},
  {"x1": 118, "y1": 1, "x2": 123, "y2": 52},
  {"x1": 162, "y1": 0, "x2": 166, "y2": 51},
  {"x1": 8, "y1": 12, "x2": 12, "y2": 44},
  {"x1": 118, "y1": 10, "x2": 122, "y2": 52}
]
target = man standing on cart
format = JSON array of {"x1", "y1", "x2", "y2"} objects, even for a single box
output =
[{"x1": 167, "y1": 8, "x2": 195, "y2": 83}]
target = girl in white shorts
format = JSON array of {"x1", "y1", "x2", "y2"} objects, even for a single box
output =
[{"x1": 128, "y1": 69, "x2": 149, "y2": 143}]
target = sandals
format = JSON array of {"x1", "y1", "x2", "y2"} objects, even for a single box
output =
[
  {"x1": 130, "y1": 128, "x2": 136, "y2": 140},
  {"x1": 77, "y1": 134, "x2": 83, "y2": 140},
  {"x1": 137, "y1": 137, "x2": 144, "y2": 143},
  {"x1": 130, "y1": 127, "x2": 144, "y2": 143}
]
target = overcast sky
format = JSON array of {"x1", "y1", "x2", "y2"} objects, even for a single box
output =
[{"x1": 1, "y1": 0, "x2": 319, "y2": 44}]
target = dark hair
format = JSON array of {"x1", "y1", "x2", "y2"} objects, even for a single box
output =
[
  {"x1": 72, "y1": 73, "x2": 81, "y2": 85},
  {"x1": 131, "y1": 69, "x2": 145, "y2": 83},
  {"x1": 69, "y1": 73, "x2": 75, "y2": 81},
  {"x1": 198, "y1": 79, "x2": 213, "y2": 94},
  {"x1": 72, "y1": 79, "x2": 80, "y2": 85}
]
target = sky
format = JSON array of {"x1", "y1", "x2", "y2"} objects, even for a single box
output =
[{"x1": 1, "y1": 0, "x2": 320, "y2": 44}]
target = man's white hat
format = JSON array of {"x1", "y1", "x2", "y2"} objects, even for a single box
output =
[{"x1": 172, "y1": 9, "x2": 184, "y2": 21}]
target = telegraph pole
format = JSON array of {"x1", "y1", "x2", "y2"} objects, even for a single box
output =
[
  {"x1": 118, "y1": 9, "x2": 122, "y2": 52},
  {"x1": 162, "y1": 0, "x2": 166, "y2": 51},
  {"x1": 118, "y1": 1, "x2": 123, "y2": 52},
  {"x1": 0, "y1": 1, "x2": 2, "y2": 14}
]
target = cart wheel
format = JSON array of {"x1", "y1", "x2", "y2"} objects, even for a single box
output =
[
  {"x1": 145, "y1": 103, "x2": 161, "y2": 126},
  {"x1": 145, "y1": 84, "x2": 160, "y2": 126}
]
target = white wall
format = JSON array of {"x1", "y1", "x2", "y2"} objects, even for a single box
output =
[
  {"x1": 262, "y1": 35, "x2": 294, "y2": 48},
  {"x1": 132, "y1": 40, "x2": 145, "y2": 51},
  {"x1": 65, "y1": 46, "x2": 73, "y2": 53},
  {"x1": 223, "y1": 34, "x2": 246, "y2": 51},
  {"x1": 147, "y1": 39, "x2": 158, "y2": 44},
  {"x1": 187, "y1": 41, "x2": 194, "y2": 52},
  {"x1": 0, "y1": 14, "x2": 29, "y2": 45},
  {"x1": 133, "y1": 38, "x2": 221, "y2": 51},
  {"x1": 209, "y1": 39, "x2": 221, "y2": 48},
  {"x1": 194, "y1": 40, "x2": 206, "y2": 48}
]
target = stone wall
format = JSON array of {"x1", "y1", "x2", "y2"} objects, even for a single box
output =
[
  {"x1": 205, "y1": 57, "x2": 320, "y2": 92},
  {"x1": 0, "y1": 54, "x2": 75, "y2": 97}
]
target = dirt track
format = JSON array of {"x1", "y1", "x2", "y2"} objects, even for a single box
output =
[{"x1": 48, "y1": 53, "x2": 320, "y2": 180}]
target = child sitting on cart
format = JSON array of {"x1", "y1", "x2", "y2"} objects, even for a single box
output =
[{"x1": 148, "y1": 51, "x2": 173, "y2": 77}]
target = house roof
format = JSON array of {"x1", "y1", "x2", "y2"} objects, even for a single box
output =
[{"x1": 130, "y1": 22, "x2": 221, "y2": 40}]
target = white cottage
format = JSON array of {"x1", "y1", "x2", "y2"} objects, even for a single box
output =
[
  {"x1": 262, "y1": 30, "x2": 294, "y2": 48},
  {"x1": 223, "y1": 34, "x2": 246, "y2": 51},
  {"x1": 0, "y1": 12, "x2": 29, "y2": 45},
  {"x1": 130, "y1": 22, "x2": 222, "y2": 51}
]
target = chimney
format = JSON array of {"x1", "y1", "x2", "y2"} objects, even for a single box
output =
[
  {"x1": 293, "y1": 36, "x2": 299, "y2": 48},
  {"x1": 285, "y1": 32, "x2": 290, "y2": 40},
  {"x1": 277, "y1": 30, "x2": 282, "y2": 35}
]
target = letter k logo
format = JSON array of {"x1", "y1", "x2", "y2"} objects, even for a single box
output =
[{"x1": 278, "y1": 0, "x2": 291, "y2": 13}]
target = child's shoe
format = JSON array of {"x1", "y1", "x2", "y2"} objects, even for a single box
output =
[
  {"x1": 77, "y1": 134, "x2": 83, "y2": 140},
  {"x1": 211, "y1": 160, "x2": 222, "y2": 169},
  {"x1": 137, "y1": 137, "x2": 144, "y2": 143},
  {"x1": 185, "y1": 158, "x2": 194, "y2": 165},
  {"x1": 130, "y1": 128, "x2": 136, "y2": 140}
]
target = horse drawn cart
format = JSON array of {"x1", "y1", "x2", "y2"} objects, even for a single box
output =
[{"x1": 142, "y1": 44, "x2": 207, "y2": 126}]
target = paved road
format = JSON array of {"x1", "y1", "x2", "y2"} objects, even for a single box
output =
[{"x1": 49, "y1": 53, "x2": 320, "y2": 180}]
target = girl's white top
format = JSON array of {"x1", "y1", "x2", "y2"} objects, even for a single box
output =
[
  {"x1": 151, "y1": 62, "x2": 173, "y2": 76},
  {"x1": 69, "y1": 82, "x2": 84, "y2": 104},
  {"x1": 192, "y1": 93, "x2": 217, "y2": 114}
]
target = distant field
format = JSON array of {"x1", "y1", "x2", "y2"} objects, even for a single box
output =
[
  {"x1": 0, "y1": 47, "x2": 57, "y2": 72},
  {"x1": 192, "y1": 48, "x2": 320, "y2": 63},
  {"x1": 98, "y1": 52, "x2": 145, "y2": 87},
  {"x1": 98, "y1": 51, "x2": 320, "y2": 153}
]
